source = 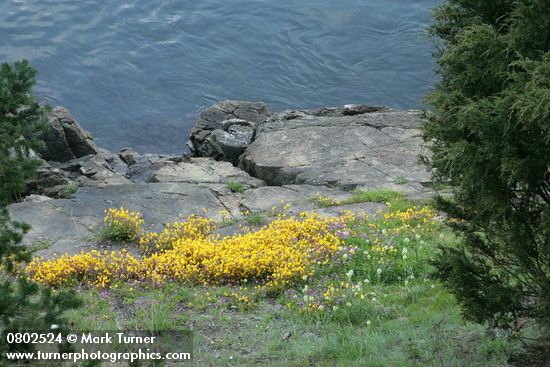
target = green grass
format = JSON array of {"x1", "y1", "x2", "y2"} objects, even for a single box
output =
[
  {"x1": 62, "y1": 277, "x2": 512, "y2": 366},
  {"x1": 55, "y1": 200, "x2": 520, "y2": 366},
  {"x1": 28, "y1": 240, "x2": 52, "y2": 253},
  {"x1": 393, "y1": 176, "x2": 408, "y2": 185},
  {"x1": 343, "y1": 189, "x2": 404, "y2": 204},
  {"x1": 60, "y1": 181, "x2": 80, "y2": 197},
  {"x1": 309, "y1": 189, "x2": 404, "y2": 208},
  {"x1": 422, "y1": 181, "x2": 450, "y2": 191},
  {"x1": 227, "y1": 180, "x2": 246, "y2": 193},
  {"x1": 246, "y1": 212, "x2": 265, "y2": 226}
]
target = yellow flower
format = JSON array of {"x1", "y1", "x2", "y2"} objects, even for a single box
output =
[{"x1": 26, "y1": 212, "x2": 354, "y2": 290}]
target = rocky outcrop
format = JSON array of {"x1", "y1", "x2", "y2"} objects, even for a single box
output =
[
  {"x1": 272, "y1": 104, "x2": 389, "y2": 120},
  {"x1": 10, "y1": 101, "x2": 438, "y2": 258},
  {"x1": 119, "y1": 148, "x2": 140, "y2": 166},
  {"x1": 150, "y1": 157, "x2": 265, "y2": 187},
  {"x1": 50, "y1": 148, "x2": 131, "y2": 187},
  {"x1": 239, "y1": 107, "x2": 432, "y2": 196},
  {"x1": 239, "y1": 184, "x2": 386, "y2": 216},
  {"x1": 25, "y1": 161, "x2": 71, "y2": 198},
  {"x1": 126, "y1": 154, "x2": 265, "y2": 188},
  {"x1": 208, "y1": 119, "x2": 256, "y2": 165},
  {"x1": 188, "y1": 101, "x2": 270, "y2": 161},
  {"x1": 10, "y1": 181, "x2": 383, "y2": 258},
  {"x1": 10, "y1": 182, "x2": 243, "y2": 257},
  {"x1": 40, "y1": 107, "x2": 98, "y2": 162}
]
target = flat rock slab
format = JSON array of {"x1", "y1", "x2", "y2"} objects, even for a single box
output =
[
  {"x1": 240, "y1": 184, "x2": 386, "y2": 216},
  {"x1": 125, "y1": 155, "x2": 265, "y2": 188},
  {"x1": 151, "y1": 157, "x2": 265, "y2": 187},
  {"x1": 241, "y1": 110, "x2": 432, "y2": 195},
  {"x1": 315, "y1": 202, "x2": 387, "y2": 218},
  {"x1": 9, "y1": 183, "x2": 243, "y2": 258},
  {"x1": 11, "y1": 183, "x2": 388, "y2": 259}
]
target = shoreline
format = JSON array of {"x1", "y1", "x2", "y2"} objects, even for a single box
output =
[{"x1": 12, "y1": 99, "x2": 434, "y2": 258}]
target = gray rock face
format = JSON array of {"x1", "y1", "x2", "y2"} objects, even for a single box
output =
[
  {"x1": 272, "y1": 104, "x2": 389, "y2": 121},
  {"x1": 9, "y1": 182, "x2": 243, "y2": 257},
  {"x1": 150, "y1": 157, "x2": 265, "y2": 187},
  {"x1": 242, "y1": 184, "x2": 387, "y2": 218},
  {"x1": 208, "y1": 123, "x2": 255, "y2": 165},
  {"x1": 25, "y1": 161, "x2": 71, "y2": 198},
  {"x1": 51, "y1": 148, "x2": 130, "y2": 187},
  {"x1": 239, "y1": 184, "x2": 384, "y2": 214},
  {"x1": 14, "y1": 101, "x2": 439, "y2": 259},
  {"x1": 188, "y1": 101, "x2": 269, "y2": 159},
  {"x1": 10, "y1": 182, "x2": 384, "y2": 258},
  {"x1": 119, "y1": 148, "x2": 140, "y2": 166},
  {"x1": 125, "y1": 154, "x2": 184, "y2": 182},
  {"x1": 41, "y1": 107, "x2": 98, "y2": 162},
  {"x1": 240, "y1": 108, "x2": 432, "y2": 196},
  {"x1": 126, "y1": 155, "x2": 264, "y2": 187}
]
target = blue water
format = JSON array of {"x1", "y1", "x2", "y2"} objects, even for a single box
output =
[{"x1": 1, "y1": 0, "x2": 437, "y2": 154}]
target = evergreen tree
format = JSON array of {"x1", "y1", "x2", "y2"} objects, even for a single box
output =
[
  {"x1": 0, "y1": 61, "x2": 81, "y2": 364},
  {"x1": 0, "y1": 209, "x2": 82, "y2": 360},
  {"x1": 423, "y1": 0, "x2": 550, "y2": 337},
  {"x1": 0, "y1": 59, "x2": 47, "y2": 203}
]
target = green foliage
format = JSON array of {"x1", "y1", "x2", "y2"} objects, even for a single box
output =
[
  {"x1": 98, "y1": 208, "x2": 144, "y2": 243},
  {"x1": 0, "y1": 208, "x2": 30, "y2": 273},
  {"x1": 227, "y1": 180, "x2": 246, "y2": 193},
  {"x1": 0, "y1": 209, "x2": 82, "y2": 361},
  {"x1": 60, "y1": 181, "x2": 80, "y2": 198},
  {"x1": 423, "y1": 0, "x2": 550, "y2": 339},
  {"x1": 393, "y1": 176, "x2": 408, "y2": 185},
  {"x1": 62, "y1": 206, "x2": 511, "y2": 366},
  {"x1": 0, "y1": 60, "x2": 48, "y2": 204},
  {"x1": 246, "y1": 212, "x2": 265, "y2": 226},
  {"x1": 430, "y1": 0, "x2": 515, "y2": 46},
  {"x1": 0, "y1": 60, "x2": 81, "y2": 362},
  {"x1": 344, "y1": 189, "x2": 403, "y2": 204}
]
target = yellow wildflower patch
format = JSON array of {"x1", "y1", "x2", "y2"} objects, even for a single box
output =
[
  {"x1": 313, "y1": 194, "x2": 342, "y2": 207},
  {"x1": 138, "y1": 214, "x2": 215, "y2": 254},
  {"x1": 26, "y1": 212, "x2": 354, "y2": 289},
  {"x1": 101, "y1": 207, "x2": 144, "y2": 242},
  {"x1": 26, "y1": 249, "x2": 141, "y2": 288}
]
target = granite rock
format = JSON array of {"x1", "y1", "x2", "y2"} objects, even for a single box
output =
[{"x1": 41, "y1": 107, "x2": 98, "y2": 162}]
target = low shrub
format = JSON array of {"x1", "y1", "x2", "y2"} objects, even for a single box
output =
[
  {"x1": 246, "y1": 212, "x2": 265, "y2": 226},
  {"x1": 98, "y1": 207, "x2": 144, "y2": 242},
  {"x1": 27, "y1": 211, "x2": 358, "y2": 289},
  {"x1": 227, "y1": 180, "x2": 245, "y2": 193},
  {"x1": 139, "y1": 214, "x2": 215, "y2": 254}
]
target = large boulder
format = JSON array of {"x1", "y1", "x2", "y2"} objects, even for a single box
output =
[
  {"x1": 188, "y1": 101, "x2": 270, "y2": 160},
  {"x1": 208, "y1": 120, "x2": 256, "y2": 165},
  {"x1": 240, "y1": 107, "x2": 433, "y2": 196},
  {"x1": 41, "y1": 107, "x2": 98, "y2": 162}
]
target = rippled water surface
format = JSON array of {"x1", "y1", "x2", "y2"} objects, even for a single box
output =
[{"x1": 1, "y1": 0, "x2": 437, "y2": 153}]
